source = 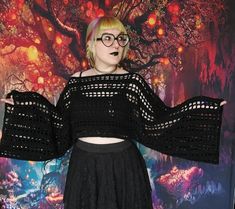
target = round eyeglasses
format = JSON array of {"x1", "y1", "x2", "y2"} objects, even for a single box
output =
[{"x1": 96, "y1": 33, "x2": 130, "y2": 47}]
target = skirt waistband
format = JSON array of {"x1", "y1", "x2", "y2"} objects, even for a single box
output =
[{"x1": 76, "y1": 139, "x2": 132, "y2": 153}]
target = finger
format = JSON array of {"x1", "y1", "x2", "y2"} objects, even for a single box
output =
[
  {"x1": 0, "y1": 98, "x2": 14, "y2": 105},
  {"x1": 0, "y1": 98, "x2": 7, "y2": 103},
  {"x1": 1, "y1": 97, "x2": 12, "y2": 101},
  {"x1": 220, "y1": 101, "x2": 227, "y2": 106}
]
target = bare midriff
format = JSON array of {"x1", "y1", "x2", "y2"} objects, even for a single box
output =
[{"x1": 79, "y1": 137, "x2": 125, "y2": 144}]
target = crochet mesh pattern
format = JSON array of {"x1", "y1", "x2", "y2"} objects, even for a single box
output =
[{"x1": 0, "y1": 72, "x2": 224, "y2": 163}]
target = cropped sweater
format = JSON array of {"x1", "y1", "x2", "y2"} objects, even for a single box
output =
[{"x1": 0, "y1": 72, "x2": 224, "y2": 163}]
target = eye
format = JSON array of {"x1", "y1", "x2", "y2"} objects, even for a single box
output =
[
  {"x1": 118, "y1": 35, "x2": 128, "y2": 42},
  {"x1": 118, "y1": 35, "x2": 125, "y2": 41},
  {"x1": 103, "y1": 34, "x2": 112, "y2": 41}
]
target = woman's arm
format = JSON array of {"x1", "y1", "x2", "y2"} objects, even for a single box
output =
[
  {"x1": 129, "y1": 73, "x2": 226, "y2": 164},
  {"x1": 0, "y1": 82, "x2": 73, "y2": 161}
]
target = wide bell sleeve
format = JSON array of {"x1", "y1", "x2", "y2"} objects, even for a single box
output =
[
  {"x1": 0, "y1": 84, "x2": 73, "y2": 161},
  {"x1": 130, "y1": 73, "x2": 224, "y2": 164}
]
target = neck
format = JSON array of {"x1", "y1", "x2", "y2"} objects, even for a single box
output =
[{"x1": 93, "y1": 65, "x2": 118, "y2": 75}]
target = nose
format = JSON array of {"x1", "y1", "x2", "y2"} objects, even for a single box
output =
[{"x1": 112, "y1": 39, "x2": 119, "y2": 48}]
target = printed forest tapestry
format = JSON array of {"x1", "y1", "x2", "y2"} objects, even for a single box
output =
[{"x1": 0, "y1": 0, "x2": 235, "y2": 209}]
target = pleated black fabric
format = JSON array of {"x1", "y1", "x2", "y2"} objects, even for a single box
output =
[{"x1": 63, "y1": 139, "x2": 153, "y2": 209}]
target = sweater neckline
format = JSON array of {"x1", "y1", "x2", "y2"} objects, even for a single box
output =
[{"x1": 69, "y1": 72, "x2": 133, "y2": 80}]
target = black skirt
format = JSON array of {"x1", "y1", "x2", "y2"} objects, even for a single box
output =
[{"x1": 63, "y1": 139, "x2": 153, "y2": 209}]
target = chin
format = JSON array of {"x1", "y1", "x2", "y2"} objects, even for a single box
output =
[{"x1": 113, "y1": 58, "x2": 122, "y2": 64}]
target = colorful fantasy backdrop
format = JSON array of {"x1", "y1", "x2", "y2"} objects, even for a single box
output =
[{"x1": 0, "y1": 0, "x2": 235, "y2": 209}]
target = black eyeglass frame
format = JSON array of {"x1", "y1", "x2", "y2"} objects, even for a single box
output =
[{"x1": 96, "y1": 33, "x2": 130, "y2": 47}]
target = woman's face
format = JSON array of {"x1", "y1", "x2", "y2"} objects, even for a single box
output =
[{"x1": 92, "y1": 28, "x2": 125, "y2": 69}]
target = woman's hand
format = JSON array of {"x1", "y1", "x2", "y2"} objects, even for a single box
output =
[
  {"x1": 0, "y1": 95, "x2": 14, "y2": 105},
  {"x1": 220, "y1": 100, "x2": 227, "y2": 106}
]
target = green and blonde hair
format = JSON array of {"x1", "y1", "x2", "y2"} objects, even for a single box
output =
[{"x1": 86, "y1": 16, "x2": 130, "y2": 67}]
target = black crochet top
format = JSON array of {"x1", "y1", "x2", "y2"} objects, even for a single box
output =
[{"x1": 0, "y1": 72, "x2": 224, "y2": 163}]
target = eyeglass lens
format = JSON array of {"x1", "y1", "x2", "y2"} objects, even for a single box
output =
[{"x1": 100, "y1": 33, "x2": 129, "y2": 47}]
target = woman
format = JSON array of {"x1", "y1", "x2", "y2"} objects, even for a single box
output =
[{"x1": 0, "y1": 16, "x2": 226, "y2": 209}]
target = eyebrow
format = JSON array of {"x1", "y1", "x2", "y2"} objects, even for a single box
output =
[{"x1": 100, "y1": 32, "x2": 125, "y2": 36}]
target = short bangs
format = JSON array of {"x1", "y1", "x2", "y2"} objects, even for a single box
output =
[{"x1": 95, "y1": 17, "x2": 127, "y2": 36}]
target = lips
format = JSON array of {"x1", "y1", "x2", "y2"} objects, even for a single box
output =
[{"x1": 110, "y1": 52, "x2": 119, "y2": 56}]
